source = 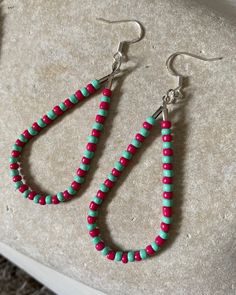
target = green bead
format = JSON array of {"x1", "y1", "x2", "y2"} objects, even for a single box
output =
[
  {"x1": 87, "y1": 135, "x2": 98, "y2": 144},
  {"x1": 92, "y1": 122, "x2": 103, "y2": 131},
  {"x1": 47, "y1": 110, "x2": 57, "y2": 120},
  {"x1": 163, "y1": 170, "x2": 174, "y2": 177},
  {"x1": 91, "y1": 79, "x2": 100, "y2": 90},
  {"x1": 151, "y1": 241, "x2": 159, "y2": 252},
  {"x1": 128, "y1": 251, "x2": 135, "y2": 262},
  {"x1": 68, "y1": 186, "x2": 77, "y2": 195},
  {"x1": 69, "y1": 94, "x2": 78, "y2": 104},
  {"x1": 139, "y1": 127, "x2": 150, "y2": 137},
  {"x1": 146, "y1": 116, "x2": 156, "y2": 126},
  {"x1": 162, "y1": 216, "x2": 173, "y2": 224},
  {"x1": 80, "y1": 163, "x2": 90, "y2": 171},
  {"x1": 37, "y1": 118, "x2": 47, "y2": 128},
  {"x1": 139, "y1": 249, "x2": 148, "y2": 260},
  {"x1": 14, "y1": 181, "x2": 23, "y2": 189},
  {"x1": 19, "y1": 134, "x2": 27, "y2": 142},
  {"x1": 122, "y1": 150, "x2": 132, "y2": 160},
  {"x1": 9, "y1": 157, "x2": 18, "y2": 163},
  {"x1": 99, "y1": 183, "x2": 109, "y2": 192},
  {"x1": 163, "y1": 142, "x2": 173, "y2": 149},
  {"x1": 87, "y1": 223, "x2": 97, "y2": 230},
  {"x1": 28, "y1": 127, "x2": 38, "y2": 136},
  {"x1": 98, "y1": 109, "x2": 108, "y2": 117},
  {"x1": 163, "y1": 184, "x2": 173, "y2": 192},
  {"x1": 159, "y1": 230, "x2": 169, "y2": 240},
  {"x1": 59, "y1": 102, "x2": 67, "y2": 111},
  {"x1": 131, "y1": 139, "x2": 142, "y2": 148},
  {"x1": 93, "y1": 196, "x2": 103, "y2": 205},
  {"x1": 57, "y1": 192, "x2": 65, "y2": 202},
  {"x1": 101, "y1": 96, "x2": 110, "y2": 103},
  {"x1": 88, "y1": 210, "x2": 98, "y2": 217},
  {"x1": 74, "y1": 176, "x2": 85, "y2": 184},
  {"x1": 92, "y1": 237, "x2": 101, "y2": 245},
  {"x1": 83, "y1": 150, "x2": 94, "y2": 159},
  {"x1": 108, "y1": 173, "x2": 117, "y2": 182},
  {"x1": 81, "y1": 87, "x2": 89, "y2": 97},
  {"x1": 115, "y1": 251, "x2": 123, "y2": 261},
  {"x1": 162, "y1": 199, "x2": 173, "y2": 207},
  {"x1": 114, "y1": 161, "x2": 124, "y2": 171},
  {"x1": 101, "y1": 247, "x2": 110, "y2": 256},
  {"x1": 10, "y1": 170, "x2": 19, "y2": 176},
  {"x1": 12, "y1": 144, "x2": 22, "y2": 152},
  {"x1": 33, "y1": 194, "x2": 40, "y2": 203},
  {"x1": 161, "y1": 128, "x2": 171, "y2": 135},
  {"x1": 22, "y1": 189, "x2": 30, "y2": 198},
  {"x1": 162, "y1": 156, "x2": 173, "y2": 163},
  {"x1": 45, "y1": 195, "x2": 52, "y2": 204}
]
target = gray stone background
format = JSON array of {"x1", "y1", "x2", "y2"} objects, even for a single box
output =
[{"x1": 0, "y1": 0, "x2": 235, "y2": 294}]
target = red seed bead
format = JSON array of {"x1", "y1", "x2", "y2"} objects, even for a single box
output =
[
  {"x1": 143, "y1": 121, "x2": 152, "y2": 130},
  {"x1": 10, "y1": 163, "x2": 19, "y2": 169},
  {"x1": 71, "y1": 181, "x2": 81, "y2": 191},
  {"x1": 82, "y1": 157, "x2": 91, "y2": 165},
  {"x1": 64, "y1": 98, "x2": 74, "y2": 109},
  {"x1": 163, "y1": 206, "x2": 172, "y2": 217},
  {"x1": 87, "y1": 216, "x2": 97, "y2": 224},
  {"x1": 162, "y1": 134, "x2": 172, "y2": 142},
  {"x1": 162, "y1": 177, "x2": 172, "y2": 184},
  {"x1": 96, "y1": 114, "x2": 105, "y2": 124},
  {"x1": 77, "y1": 168, "x2": 87, "y2": 177},
  {"x1": 103, "y1": 88, "x2": 112, "y2": 97},
  {"x1": 122, "y1": 252, "x2": 128, "y2": 264},
  {"x1": 161, "y1": 121, "x2": 171, "y2": 129},
  {"x1": 163, "y1": 148, "x2": 173, "y2": 156},
  {"x1": 135, "y1": 133, "x2": 145, "y2": 142},
  {"x1": 39, "y1": 196, "x2": 46, "y2": 205},
  {"x1": 134, "y1": 251, "x2": 142, "y2": 261},
  {"x1": 100, "y1": 101, "x2": 109, "y2": 110},
  {"x1": 42, "y1": 115, "x2": 52, "y2": 125},
  {"x1": 91, "y1": 129, "x2": 101, "y2": 137},
  {"x1": 89, "y1": 228, "x2": 100, "y2": 237},
  {"x1": 163, "y1": 192, "x2": 173, "y2": 199},
  {"x1": 63, "y1": 190, "x2": 72, "y2": 200},
  {"x1": 22, "y1": 130, "x2": 32, "y2": 140},
  {"x1": 86, "y1": 83, "x2": 96, "y2": 94},
  {"x1": 28, "y1": 191, "x2": 37, "y2": 200},
  {"x1": 155, "y1": 235, "x2": 165, "y2": 246},
  {"x1": 13, "y1": 175, "x2": 22, "y2": 182},
  {"x1": 107, "y1": 251, "x2": 116, "y2": 260},
  {"x1": 19, "y1": 184, "x2": 28, "y2": 193},
  {"x1": 15, "y1": 139, "x2": 25, "y2": 147},
  {"x1": 161, "y1": 222, "x2": 171, "y2": 232},
  {"x1": 32, "y1": 122, "x2": 42, "y2": 132},
  {"x1": 104, "y1": 179, "x2": 114, "y2": 189},
  {"x1": 96, "y1": 241, "x2": 105, "y2": 251},
  {"x1": 97, "y1": 190, "x2": 106, "y2": 199},
  {"x1": 163, "y1": 163, "x2": 173, "y2": 170},
  {"x1": 11, "y1": 150, "x2": 20, "y2": 158},
  {"x1": 75, "y1": 90, "x2": 84, "y2": 101},
  {"x1": 112, "y1": 168, "x2": 120, "y2": 177},
  {"x1": 127, "y1": 144, "x2": 137, "y2": 154},
  {"x1": 146, "y1": 245, "x2": 156, "y2": 256},
  {"x1": 89, "y1": 201, "x2": 99, "y2": 211},
  {"x1": 86, "y1": 143, "x2": 97, "y2": 152},
  {"x1": 52, "y1": 195, "x2": 60, "y2": 204},
  {"x1": 119, "y1": 157, "x2": 129, "y2": 167},
  {"x1": 53, "y1": 106, "x2": 63, "y2": 116}
]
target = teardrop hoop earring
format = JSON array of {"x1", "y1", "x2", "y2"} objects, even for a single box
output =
[
  {"x1": 9, "y1": 19, "x2": 144, "y2": 205},
  {"x1": 87, "y1": 52, "x2": 222, "y2": 263}
]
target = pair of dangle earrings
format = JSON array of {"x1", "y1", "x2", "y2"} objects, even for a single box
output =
[{"x1": 9, "y1": 19, "x2": 222, "y2": 263}]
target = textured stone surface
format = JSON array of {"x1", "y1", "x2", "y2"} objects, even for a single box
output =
[{"x1": 0, "y1": 0, "x2": 236, "y2": 294}]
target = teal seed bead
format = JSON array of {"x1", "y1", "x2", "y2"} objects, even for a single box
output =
[
  {"x1": 91, "y1": 79, "x2": 100, "y2": 90},
  {"x1": 162, "y1": 156, "x2": 173, "y2": 163},
  {"x1": 163, "y1": 141, "x2": 173, "y2": 149},
  {"x1": 22, "y1": 189, "x2": 31, "y2": 198},
  {"x1": 9, "y1": 157, "x2": 18, "y2": 163},
  {"x1": 151, "y1": 241, "x2": 159, "y2": 252},
  {"x1": 84, "y1": 150, "x2": 94, "y2": 159},
  {"x1": 146, "y1": 116, "x2": 156, "y2": 126},
  {"x1": 88, "y1": 210, "x2": 98, "y2": 217},
  {"x1": 28, "y1": 127, "x2": 38, "y2": 136},
  {"x1": 81, "y1": 87, "x2": 89, "y2": 97},
  {"x1": 114, "y1": 161, "x2": 124, "y2": 172},
  {"x1": 80, "y1": 163, "x2": 90, "y2": 171},
  {"x1": 163, "y1": 170, "x2": 174, "y2": 177},
  {"x1": 87, "y1": 223, "x2": 97, "y2": 230},
  {"x1": 115, "y1": 251, "x2": 123, "y2": 261},
  {"x1": 47, "y1": 110, "x2": 57, "y2": 120},
  {"x1": 14, "y1": 181, "x2": 23, "y2": 189},
  {"x1": 45, "y1": 195, "x2": 52, "y2": 204},
  {"x1": 140, "y1": 249, "x2": 148, "y2": 260},
  {"x1": 161, "y1": 128, "x2": 171, "y2": 135},
  {"x1": 19, "y1": 134, "x2": 27, "y2": 142},
  {"x1": 37, "y1": 118, "x2": 47, "y2": 128},
  {"x1": 101, "y1": 247, "x2": 110, "y2": 256},
  {"x1": 92, "y1": 236, "x2": 101, "y2": 245},
  {"x1": 108, "y1": 173, "x2": 117, "y2": 182},
  {"x1": 10, "y1": 170, "x2": 19, "y2": 176},
  {"x1": 74, "y1": 176, "x2": 85, "y2": 184},
  {"x1": 163, "y1": 184, "x2": 173, "y2": 192},
  {"x1": 59, "y1": 102, "x2": 67, "y2": 111},
  {"x1": 67, "y1": 186, "x2": 77, "y2": 195},
  {"x1": 159, "y1": 230, "x2": 169, "y2": 240},
  {"x1": 99, "y1": 183, "x2": 109, "y2": 193},
  {"x1": 122, "y1": 150, "x2": 132, "y2": 160},
  {"x1": 92, "y1": 122, "x2": 103, "y2": 131},
  {"x1": 131, "y1": 139, "x2": 142, "y2": 148},
  {"x1": 12, "y1": 144, "x2": 22, "y2": 152},
  {"x1": 128, "y1": 251, "x2": 135, "y2": 262},
  {"x1": 162, "y1": 216, "x2": 172, "y2": 224},
  {"x1": 162, "y1": 198, "x2": 173, "y2": 207},
  {"x1": 101, "y1": 96, "x2": 111, "y2": 103},
  {"x1": 57, "y1": 192, "x2": 65, "y2": 202},
  {"x1": 93, "y1": 196, "x2": 103, "y2": 205},
  {"x1": 98, "y1": 109, "x2": 108, "y2": 117},
  {"x1": 69, "y1": 94, "x2": 78, "y2": 104},
  {"x1": 139, "y1": 127, "x2": 150, "y2": 137},
  {"x1": 87, "y1": 135, "x2": 98, "y2": 144},
  {"x1": 33, "y1": 194, "x2": 40, "y2": 203}
]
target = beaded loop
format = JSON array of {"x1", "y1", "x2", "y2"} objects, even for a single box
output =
[
  {"x1": 87, "y1": 118, "x2": 174, "y2": 263},
  {"x1": 9, "y1": 80, "x2": 113, "y2": 205}
]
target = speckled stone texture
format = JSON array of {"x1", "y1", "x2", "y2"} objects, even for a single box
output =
[{"x1": 0, "y1": 0, "x2": 235, "y2": 294}]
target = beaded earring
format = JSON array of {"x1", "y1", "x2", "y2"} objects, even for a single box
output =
[
  {"x1": 87, "y1": 52, "x2": 222, "y2": 263},
  {"x1": 9, "y1": 19, "x2": 144, "y2": 205}
]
